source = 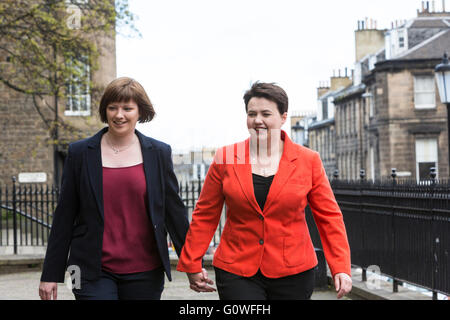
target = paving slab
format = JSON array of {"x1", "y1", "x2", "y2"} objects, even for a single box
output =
[{"x1": 0, "y1": 268, "x2": 342, "y2": 300}]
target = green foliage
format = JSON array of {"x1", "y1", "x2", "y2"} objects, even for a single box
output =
[{"x1": 0, "y1": 0, "x2": 139, "y2": 143}]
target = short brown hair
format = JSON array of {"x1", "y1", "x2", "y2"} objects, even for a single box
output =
[
  {"x1": 99, "y1": 77, "x2": 155, "y2": 123},
  {"x1": 243, "y1": 82, "x2": 288, "y2": 115}
]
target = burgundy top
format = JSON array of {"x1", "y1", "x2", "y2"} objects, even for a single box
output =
[{"x1": 101, "y1": 163, "x2": 162, "y2": 274}]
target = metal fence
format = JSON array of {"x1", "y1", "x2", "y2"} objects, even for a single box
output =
[
  {"x1": 1, "y1": 176, "x2": 449, "y2": 298},
  {"x1": 0, "y1": 178, "x2": 226, "y2": 253},
  {"x1": 305, "y1": 177, "x2": 450, "y2": 299},
  {"x1": 0, "y1": 178, "x2": 57, "y2": 253},
  {"x1": 177, "y1": 180, "x2": 226, "y2": 249}
]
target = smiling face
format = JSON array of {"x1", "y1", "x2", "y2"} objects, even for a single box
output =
[
  {"x1": 106, "y1": 100, "x2": 140, "y2": 137},
  {"x1": 246, "y1": 97, "x2": 287, "y2": 140}
]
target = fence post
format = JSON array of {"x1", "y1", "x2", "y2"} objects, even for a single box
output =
[
  {"x1": 430, "y1": 167, "x2": 438, "y2": 300},
  {"x1": 360, "y1": 169, "x2": 367, "y2": 282},
  {"x1": 391, "y1": 168, "x2": 400, "y2": 293},
  {"x1": 12, "y1": 176, "x2": 18, "y2": 255}
]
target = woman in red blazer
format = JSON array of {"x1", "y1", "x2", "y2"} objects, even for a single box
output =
[{"x1": 177, "y1": 82, "x2": 352, "y2": 300}]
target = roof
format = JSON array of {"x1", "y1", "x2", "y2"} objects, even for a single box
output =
[
  {"x1": 308, "y1": 117, "x2": 334, "y2": 130},
  {"x1": 333, "y1": 83, "x2": 366, "y2": 102},
  {"x1": 408, "y1": 18, "x2": 450, "y2": 28},
  {"x1": 395, "y1": 29, "x2": 450, "y2": 60}
]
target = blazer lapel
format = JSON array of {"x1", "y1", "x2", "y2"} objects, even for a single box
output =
[
  {"x1": 137, "y1": 131, "x2": 162, "y2": 221},
  {"x1": 262, "y1": 159, "x2": 296, "y2": 212},
  {"x1": 233, "y1": 139, "x2": 263, "y2": 214},
  {"x1": 87, "y1": 128, "x2": 107, "y2": 221},
  {"x1": 263, "y1": 131, "x2": 298, "y2": 212}
]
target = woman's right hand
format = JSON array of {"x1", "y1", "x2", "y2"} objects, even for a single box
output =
[
  {"x1": 39, "y1": 281, "x2": 58, "y2": 300},
  {"x1": 186, "y1": 268, "x2": 216, "y2": 293}
]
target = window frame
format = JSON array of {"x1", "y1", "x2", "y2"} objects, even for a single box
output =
[{"x1": 414, "y1": 75, "x2": 436, "y2": 110}]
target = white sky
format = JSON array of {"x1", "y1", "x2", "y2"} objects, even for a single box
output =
[{"x1": 116, "y1": 0, "x2": 429, "y2": 153}]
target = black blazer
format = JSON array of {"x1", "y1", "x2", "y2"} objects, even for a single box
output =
[{"x1": 41, "y1": 127, "x2": 189, "y2": 282}]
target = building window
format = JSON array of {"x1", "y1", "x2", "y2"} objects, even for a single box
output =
[
  {"x1": 398, "y1": 36, "x2": 405, "y2": 48},
  {"x1": 415, "y1": 138, "x2": 438, "y2": 182},
  {"x1": 369, "y1": 93, "x2": 374, "y2": 118},
  {"x1": 65, "y1": 57, "x2": 91, "y2": 116},
  {"x1": 414, "y1": 75, "x2": 436, "y2": 109},
  {"x1": 322, "y1": 99, "x2": 328, "y2": 120},
  {"x1": 369, "y1": 146, "x2": 375, "y2": 180}
]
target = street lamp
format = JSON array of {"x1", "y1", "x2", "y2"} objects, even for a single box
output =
[
  {"x1": 435, "y1": 53, "x2": 450, "y2": 176},
  {"x1": 291, "y1": 121, "x2": 305, "y2": 146}
]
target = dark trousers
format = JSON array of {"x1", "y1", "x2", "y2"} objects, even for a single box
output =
[
  {"x1": 72, "y1": 267, "x2": 164, "y2": 300},
  {"x1": 214, "y1": 267, "x2": 315, "y2": 300}
]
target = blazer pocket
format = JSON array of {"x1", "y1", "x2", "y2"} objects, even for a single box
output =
[
  {"x1": 215, "y1": 231, "x2": 241, "y2": 264},
  {"x1": 283, "y1": 235, "x2": 306, "y2": 267}
]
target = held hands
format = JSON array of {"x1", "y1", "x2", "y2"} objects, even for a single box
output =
[
  {"x1": 39, "y1": 281, "x2": 58, "y2": 300},
  {"x1": 333, "y1": 273, "x2": 352, "y2": 299},
  {"x1": 187, "y1": 268, "x2": 216, "y2": 293}
]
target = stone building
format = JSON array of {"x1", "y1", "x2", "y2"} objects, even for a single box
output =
[
  {"x1": 0, "y1": 9, "x2": 116, "y2": 185},
  {"x1": 309, "y1": 5, "x2": 450, "y2": 182},
  {"x1": 172, "y1": 147, "x2": 216, "y2": 183},
  {"x1": 362, "y1": 8, "x2": 450, "y2": 181},
  {"x1": 290, "y1": 111, "x2": 316, "y2": 147},
  {"x1": 308, "y1": 73, "x2": 351, "y2": 178}
]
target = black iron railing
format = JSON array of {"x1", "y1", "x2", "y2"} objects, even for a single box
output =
[
  {"x1": 0, "y1": 178, "x2": 58, "y2": 253},
  {"x1": 0, "y1": 178, "x2": 225, "y2": 254},
  {"x1": 1, "y1": 175, "x2": 449, "y2": 298},
  {"x1": 305, "y1": 175, "x2": 450, "y2": 299}
]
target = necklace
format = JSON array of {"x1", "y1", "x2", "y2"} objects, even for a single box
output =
[{"x1": 106, "y1": 133, "x2": 137, "y2": 154}]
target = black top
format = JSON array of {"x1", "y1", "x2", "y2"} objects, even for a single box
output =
[{"x1": 252, "y1": 173, "x2": 275, "y2": 211}]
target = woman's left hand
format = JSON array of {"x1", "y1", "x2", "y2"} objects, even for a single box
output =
[{"x1": 333, "y1": 273, "x2": 352, "y2": 299}]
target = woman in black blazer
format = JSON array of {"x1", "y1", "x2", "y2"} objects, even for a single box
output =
[{"x1": 38, "y1": 77, "x2": 189, "y2": 300}]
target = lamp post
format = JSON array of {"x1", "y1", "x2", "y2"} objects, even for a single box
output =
[
  {"x1": 291, "y1": 121, "x2": 305, "y2": 146},
  {"x1": 435, "y1": 53, "x2": 450, "y2": 176}
]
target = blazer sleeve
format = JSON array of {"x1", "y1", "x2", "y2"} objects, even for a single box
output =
[
  {"x1": 163, "y1": 145, "x2": 190, "y2": 257},
  {"x1": 176, "y1": 157, "x2": 225, "y2": 273},
  {"x1": 307, "y1": 151, "x2": 351, "y2": 278},
  {"x1": 41, "y1": 144, "x2": 79, "y2": 283}
]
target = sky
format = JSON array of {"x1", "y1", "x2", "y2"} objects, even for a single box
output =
[{"x1": 116, "y1": 0, "x2": 428, "y2": 153}]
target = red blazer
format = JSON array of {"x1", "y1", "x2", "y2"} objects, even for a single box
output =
[{"x1": 177, "y1": 131, "x2": 351, "y2": 278}]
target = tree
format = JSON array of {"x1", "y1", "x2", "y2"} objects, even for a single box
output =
[{"x1": 0, "y1": 0, "x2": 139, "y2": 184}]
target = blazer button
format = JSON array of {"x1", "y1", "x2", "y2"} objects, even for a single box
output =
[
  {"x1": 259, "y1": 215, "x2": 264, "y2": 221},
  {"x1": 259, "y1": 239, "x2": 264, "y2": 245}
]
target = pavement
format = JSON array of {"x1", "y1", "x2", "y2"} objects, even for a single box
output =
[
  {"x1": 0, "y1": 253, "x2": 442, "y2": 300},
  {"x1": 0, "y1": 254, "x2": 345, "y2": 300},
  {"x1": 0, "y1": 267, "x2": 345, "y2": 300}
]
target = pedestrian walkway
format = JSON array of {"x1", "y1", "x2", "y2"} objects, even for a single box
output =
[
  {"x1": 0, "y1": 267, "x2": 344, "y2": 300},
  {"x1": 1, "y1": 254, "x2": 440, "y2": 300}
]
